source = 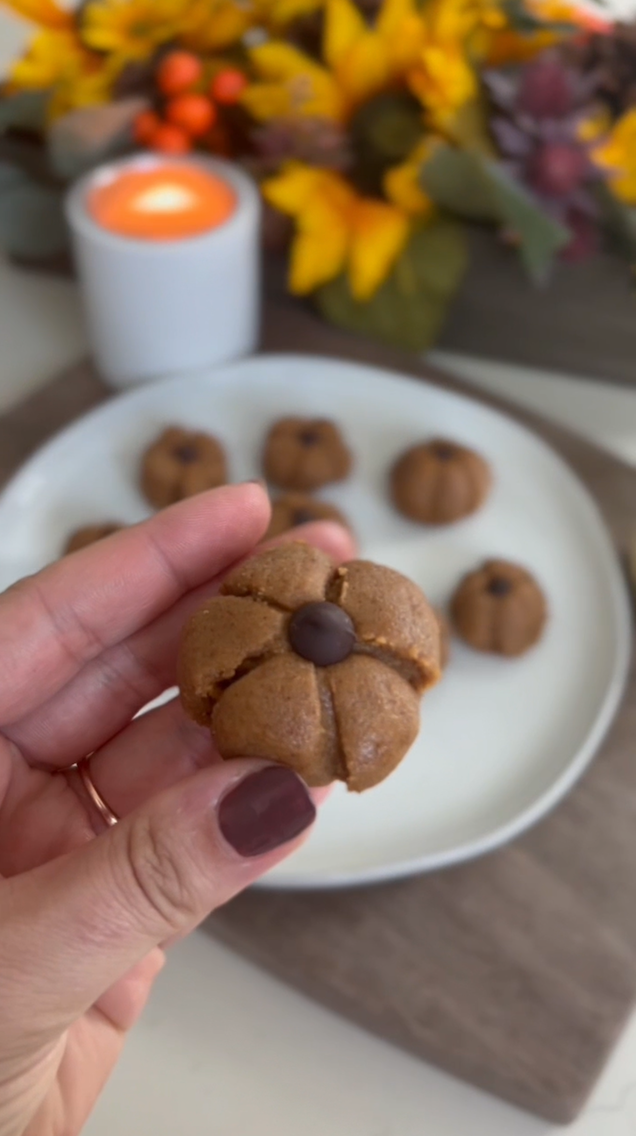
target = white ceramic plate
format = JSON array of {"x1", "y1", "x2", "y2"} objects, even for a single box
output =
[{"x1": 0, "y1": 355, "x2": 630, "y2": 888}]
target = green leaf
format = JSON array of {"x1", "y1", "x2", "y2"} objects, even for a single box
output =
[
  {"x1": 0, "y1": 91, "x2": 48, "y2": 135},
  {"x1": 487, "y1": 160, "x2": 569, "y2": 282},
  {"x1": 421, "y1": 145, "x2": 569, "y2": 283},
  {"x1": 48, "y1": 97, "x2": 147, "y2": 180},
  {"x1": 0, "y1": 133, "x2": 58, "y2": 187},
  {"x1": 421, "y1": 144, "x2": 499, "y2": 221},
  {"x1": 502, "y1": 0, "x2": 575, "y2": 34},
  {"x1": 0, "y1": 169, "x2": 68, "y2": 258},
  {"x1": 315, "y1": 219, "x2": 467, "y2": 352}
]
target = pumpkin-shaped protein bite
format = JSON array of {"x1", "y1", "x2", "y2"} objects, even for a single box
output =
[
  {"x1": 451, "y1": 559, "x2": 547, "y2": 657},
  {"x1": 178, "y1": 543, "x2": 441, "y2": 792},
  {"x1": 263, "y1": 417, "x2": 352, "y2": 491},
  {"x1": 435, "y1": 608, "x2": 451, "y2": 670},
  {"x1": 264, "y1": 493, "x2": 351, "y2": 540},
  {"x1": 141, "y1": 426, "x2": 227, "y2": 509},
  {"x1": 391, "y1": 438, "x2": 491, "y2": 524}
]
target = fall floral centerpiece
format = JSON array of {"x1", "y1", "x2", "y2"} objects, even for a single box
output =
[{"x1": 1, "y1": 0, "x2": 635, "y2": 350}]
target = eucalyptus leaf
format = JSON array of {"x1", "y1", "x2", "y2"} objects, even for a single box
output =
[
  {"x1": 0, "y1": 177, "x2": 68, "y2": 258},
  {"x1": 421, "y1": 145, "x2": 499, "y2": 221},
  {"x1": 315, "y1": 219, "x2": 467, "y2": 352},
  {"x1": 502, "y1": 0, "x2": 574, "y2": 35},
  {"x1": 0, "y1": 133, "x2": 59, "y2": 187},
  {"x1": 487, "y1": 160, "x2": 569, "y2": 282},
  {"x1": 421, "y1": 145, "x2": 569, "y2": 283},
  {"x1": 48, "y1": 97, "x2": 147, "y2": 180},
  {"x1": 0, "y1": 91, "x2": 48, "y2": 134}
]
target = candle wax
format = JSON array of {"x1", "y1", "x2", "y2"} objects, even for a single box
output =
[{"x1": 88, "y1": 163, "x2": 237, "y2": 240}]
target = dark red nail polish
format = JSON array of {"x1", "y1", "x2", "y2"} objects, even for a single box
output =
[{"x1": 218, "y1": 766, "x2": 316, "y2": 857}]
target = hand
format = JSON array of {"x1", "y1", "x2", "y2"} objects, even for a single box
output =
[{"x1": 0, "y1": 483, "x2": 353, "y2": 1136}]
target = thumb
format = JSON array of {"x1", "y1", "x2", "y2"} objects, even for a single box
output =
[{"x1": 0, "y1": 761, "x2": 315, "y2": 1044}]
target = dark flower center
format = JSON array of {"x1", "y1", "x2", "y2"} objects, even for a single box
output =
[{"x1": 288, "y1": 601, "x2": 355, "y2": 666}]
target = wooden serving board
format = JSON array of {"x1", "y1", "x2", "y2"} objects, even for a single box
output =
[{"x1": 1, "y1": 290, "x2": 635, "y2": 1126}]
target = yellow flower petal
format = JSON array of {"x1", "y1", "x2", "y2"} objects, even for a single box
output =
[
  {"x1": 2, "y1": 0, "x2": 70, "y2": 27},
  {"x1": 180, "y1": 0, "x2": 251, "y2": 51},
  {"x1": 337, "y1": 32, "x2": 390, "y2": 109},
  {"x1": 262, "y1": 162, "x2": 324, "y2": 217},
  {"x1": 9, "y1": 28, "x2": 82, "y2": 90},
  {"x1": 376, "y1": 0, "x2": 415, "y2": 38},
  {"x1": 324, "y1": 0, "x2": 367, "y2": 70},
  {"x1": 384, "y1": 141, "x2": 435, "y2": 218},
  {"x1": 410, "y1": 41, "x2": 476, "y2": 115},
  {"x1": 249, "y1": 40, "x2": 325, "y2": 81},
  {"x1": 82, "y1": 0, "x2": 181, "y2": 57},
  {"x1": 248, "y1": 41, "x2": 343, "y2": 120},
  {"x1": 290, "y1": 188, "x2": 350, "y2": 292},
  {"x1": 252, "y1": 0, "x2": 324, "y2": 29},
  {"x1": 593, "y1": 109, "x2": 636, "y2": 206},
  {"x1": 349, "y1": 199, "x2": 409, "y2": 300},
  {"x1": 241, "y1": 81, "x2": 294, "y2": 121}
]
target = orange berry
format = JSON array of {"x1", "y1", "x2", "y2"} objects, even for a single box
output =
[
  {"x1": 133, "y1": 109, "x2": 161, "y2": 146},
  {"x1": 151, "y1": 122, "x2": 191, "y2": 154},
  {"x1": 156, "y1": 51, "x2": 202, "y2": 96},
  {"x1": 166, "y1": 93, "x2": 216, "y2": 137},
  {"x1": 210, "y1": 68, "x2": 248, "y2": 105}
]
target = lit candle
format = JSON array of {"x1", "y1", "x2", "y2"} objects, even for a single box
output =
[
  {"x1": 66, "y1": 156, "x2": 261, "y2": 389},
  {"x1": 87, "y1": 162, "x2": 237, "y2": 241}
]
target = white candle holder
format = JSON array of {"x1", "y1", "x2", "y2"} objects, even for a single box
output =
[{"x1": 66, "y1": 154, "x2": 261, "y2": 390}]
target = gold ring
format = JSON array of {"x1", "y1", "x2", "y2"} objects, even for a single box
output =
[{"x1": 76, "y1": 755, "x2": 119, "y2": 828}]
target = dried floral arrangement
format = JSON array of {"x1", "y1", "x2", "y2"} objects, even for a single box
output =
[{"x1": 1, "y1": 0, "x2": 635, "y2": 350}]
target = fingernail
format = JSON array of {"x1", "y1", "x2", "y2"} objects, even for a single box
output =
[
  {"x1": 218, "y1": 766, "x2": 316, "y2": 857},
  {"x1": 242, "y1": 478, "x2": 267, "y2": 487}
]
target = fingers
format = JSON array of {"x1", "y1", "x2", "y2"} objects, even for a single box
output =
[
  {"x1": 0, "y1": 483, "x2": 270, "y2": 725},
  {"x1": 8, "y1": 521, "x2": 356, "y2": 767},
  {"x1": 75, "y1": 697, "x2": 217, "y2": 823},
  {"x1": 0, "y1": 761, "x2": 316, "y2": 1046}
]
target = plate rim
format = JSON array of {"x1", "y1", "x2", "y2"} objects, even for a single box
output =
[{"x1": 0, "y1": 352, "x2": 631, "y2": 889}]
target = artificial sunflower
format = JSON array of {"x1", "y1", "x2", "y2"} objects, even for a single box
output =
[
  {"x1": 80, "y1": 0, "x2": 185, "y2": 62},
  {"x1": 243, "y1": 0, "x2": 428, "y2": 125},
  {"x1": 593, "y1": 108, "x2": 636, "y2": 205},
  {"x1": 383, "y1": 136, "x2": 436, "y2": 216},
  {"x1": 0, "y1": 0, "x2": 70, "y2": 30},
  {"x1": 406, "y1": 0, "x2": 477, "y2": 127},
  {"x1": 177, "y1": 0, "x2": 252, "y2": 54},
  {"x1": 483, "y1": 0, "x2": 600, "y2": 66},
  {"x1": 250, "y1": 0, "x2": 325, "y2": 31},
  {"x1": 8, "y1": 27, "x2": 110, "y2": 115},
  {"x1": 263, "y1": 159, "x2": 409, "y2": 297}
]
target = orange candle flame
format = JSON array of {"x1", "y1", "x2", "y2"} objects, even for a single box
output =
[{"x1": 88, "y1": 162, "x2": 236, "y2": 241}]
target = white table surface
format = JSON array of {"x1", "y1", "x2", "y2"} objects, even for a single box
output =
[{"x1": 3, "y1": 14, "x2": 636, "y2": 1134}]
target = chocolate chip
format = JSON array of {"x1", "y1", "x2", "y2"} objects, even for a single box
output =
[
  {"x1": 487, "y1": 576, "x2": 512, "y2": 596},
  {"x1": 288, "y1": 601, "x2": 355, "y2": 666},
  {"x1": 299, "y1": 429, "x2": 320, "y2": 446},
  {"x1": 433, "y1": 442, "x2": 455, "y2": 462},
  {"x1": 174, "y1": 443, "x2": 199, "y2": 464},
  {"x1": 292, "y1": 508, "x2": 315, "y2": 525}
]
